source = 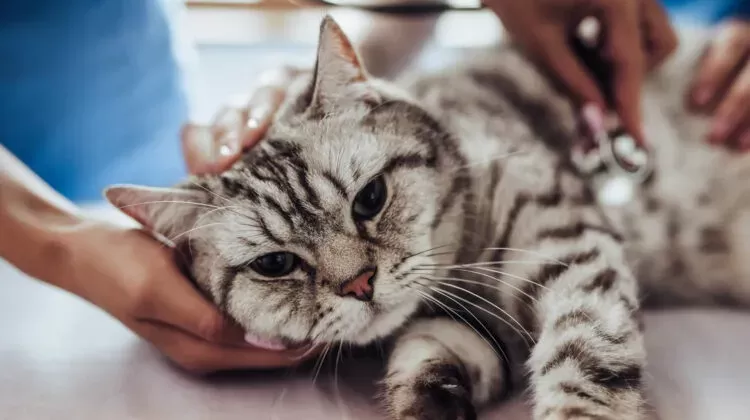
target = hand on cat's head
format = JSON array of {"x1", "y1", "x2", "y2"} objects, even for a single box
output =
[
  {"x1": 60, "y1": 222, "x2": 319, "y2": 375},
  {"x1": 181, "y1": 65, "x2": 305, "y2": 176}
]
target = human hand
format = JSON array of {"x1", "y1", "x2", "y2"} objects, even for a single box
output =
[
  {"x1": 687, "y1": 19, "x2": 750, "y2": 150},
  {"x1": 487, "y1": 0, "x2": 677, "y2": 146},
  {"x1": 59, "y1": 222, "x2": 316, "y2": 374},
  {"x1": 181, "y1": 66, "x2": 305, "y2": 175}
]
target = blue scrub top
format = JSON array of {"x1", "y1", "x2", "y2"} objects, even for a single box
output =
[
  {"x1": 0, "y1": 0, "x2": 748, "y2": 203},
  {"x1": 0, "y1": 0, "x2": 188, "y2": 202},
  {"x1": 664, "y1": 0, "x2": 750, "y2": 22}
]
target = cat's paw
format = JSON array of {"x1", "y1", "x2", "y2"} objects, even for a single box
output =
[{"x1": 385, "y1": 363, "x2": 477, "y2": 420}]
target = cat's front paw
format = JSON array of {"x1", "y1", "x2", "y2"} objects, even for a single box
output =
[{"x1": 385, "y1": 363, "x2": 477, "y2": 420}]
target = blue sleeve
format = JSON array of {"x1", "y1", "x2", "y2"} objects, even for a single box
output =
[
  {"x1": 0, "y1": 0, "x2": 189, "y2": 202},
  {"x1": 663, "y1": 0, "x2": 750, "y2": 23},
  {"x1": 730, "y1": 0, "x2": 750, "y2": 18}
]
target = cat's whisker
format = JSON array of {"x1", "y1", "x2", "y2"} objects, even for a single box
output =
[
  {"x1": 417, "y1": 269, "x2": 538, "y2": 304},
  {"x1": 400, "y1": 243, "x2": 457, "y2": 263},
  {"x1": 469, "y1": 266, "x2": 551, "y2": 292},
  {"x1": 289, "y1": 340, "x2": 323, "y2": 362},
  {"x1": 410, "y1": 284, "x2": 478, "y2": 335},
  {"x1": 409, "y1": 285, "x2": 460, "y2": 322},
  {"x1": 418, "y1": 271, "x2": 537, "y2": 333},
  {"x1": 450, "y1": 149, "x2": 529, "y2": 173},
  {"x1": 311, "y1": 341, "x2": 333, "y2": 385},
  {"x1": 420, "y1": 273, "x2": 536, "y2": 304},
  {"x1": 115, "y1": 200, "x2": 221, "y2": 210},
  {"x1": 409, "y1": 282, "x2": 508, "y2": 364},
  {"x1": 188, "y1": 205, "x2": 246, "y2": 255},
  {"x1": 188, "y1": 179, "x2": 233, "y2": 204},
  {"x1": 480, "y1": 247, "x2": 569, "y2": 265},
  {"x1": 422, "y1": 250, "x2": 460, "y2": 259},
  {"x1": 420, "y1": 259, "x2": 548, "y2": 268},
  {"x1": 415, "y1": 266, "x2": 550, "y2": 296},
  {"x1": 169, "y1": 222, "x2": 228, "y2": 242},
  {"x1": 425, "y1": 282, "x2": 535, "y2": 346},
  {"x1": 332, "y1": 341, "x2": 349, "y2": 417}
]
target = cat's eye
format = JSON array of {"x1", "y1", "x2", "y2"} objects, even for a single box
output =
[
  {"x1": 250, "y1": 252, "x2": 299, "y2": 277},
  {"x1": 352, "y1": 175, "x2": 387, "y2": 221}
]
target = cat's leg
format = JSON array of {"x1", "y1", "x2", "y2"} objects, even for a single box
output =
[
  {"x1": 495, "y1": 193, "x2": 646, "y2": 419},
  {"x1": 525, "y1": 240, "x2": 645, "y2": 420},
  {"x1": 382, "y1": 317, "x2": 505, "y2": 420}
]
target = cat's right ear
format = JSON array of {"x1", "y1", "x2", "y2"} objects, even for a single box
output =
[
  {"x1": 104, "y1": 184, "x2": 210, "y2": 243},
  {"x1": 303, "y1": 15, "x2": 380, "y2": 114}
]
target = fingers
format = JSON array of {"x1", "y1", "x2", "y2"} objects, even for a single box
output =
[
  {"x1": 181, "y1": 117, "x2": 241, "y2": 176},
  {"x1": 739, "y1": 127, "x2": 750, "y2": 152},
  {"x1": 689, "y1": 20, "x2": 750, "y2": 112},
  {"x1": 133, "y1": 255, "x2": 247, "y2": 346},
  {"x1": 709, "y1": 61, "x2": 750, "y2": 147},
  {"x1": 182, "y1": 66, "x2": 304, "y2": 175},
  {"x1": 640, "y1": 0, "x2": 678, "y2": 70},
  {"x1": 239, "y1": 84, "x2": 285, "y2": 149},
  {"x1": 533, "y1": 27, "x2": 607, "y2": 109},
  {"x1": 601, "y1": 1, "x2": 646, "y2": 145},
  {"x1": 137, "y1": 321, "x2": 319, "y2": 374}
]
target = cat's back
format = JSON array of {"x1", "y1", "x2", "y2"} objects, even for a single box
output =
[{"x1": 401, "y1": 46, "x2": 579, "y2": 191}]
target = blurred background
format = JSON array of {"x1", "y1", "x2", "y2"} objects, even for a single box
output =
[{"x1": 0, "y1": 0, "x2": 732, "y2": 204}]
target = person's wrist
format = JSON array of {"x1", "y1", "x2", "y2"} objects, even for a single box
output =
[
  {"x1": 0, "y1": 184, "x2": 83, "y2": 288},
  {"x1": 46, "y1": 219, "x2": 125, "y2": 300},
  {"x1": 32, "y1": 214, "x2": 94, "y2": 295}
]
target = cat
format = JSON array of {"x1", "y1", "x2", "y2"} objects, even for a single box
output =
[{"x1": 105, "y1": 15, "x2": 750, "y2": 420}]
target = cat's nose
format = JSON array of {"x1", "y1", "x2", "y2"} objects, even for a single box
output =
[{"x1": 337, "y1": 269, "x2": 376, "y2": 302}]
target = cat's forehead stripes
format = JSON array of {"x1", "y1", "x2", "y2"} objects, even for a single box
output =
[{"x1": 206, "y1": 97, "x2": 457, "y2": 251}]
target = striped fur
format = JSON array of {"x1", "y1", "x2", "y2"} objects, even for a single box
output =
[{"x1": 106, "y1": 18, "x2": 750, "y2": 420}]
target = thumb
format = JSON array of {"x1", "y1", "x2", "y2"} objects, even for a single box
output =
[
  {"x1": 533, "y1": 28, "x2": 607, "y2": 110},
  {"x1": 602, "y1": 3, "x2": 646, "y2": 145},
  {"x1": 142, "y1": 259, "x2": 247, "y2": 346}
]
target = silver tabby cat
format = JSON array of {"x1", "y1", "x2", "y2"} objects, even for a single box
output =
[{"x1": 107, "y1": 16, "x2": 750, "y2": 420}]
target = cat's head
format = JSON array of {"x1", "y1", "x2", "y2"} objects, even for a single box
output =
[{"x1": 105, "y1": 16, "x2": 462, "y2": 348}]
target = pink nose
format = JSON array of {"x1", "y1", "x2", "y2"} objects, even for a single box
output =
[{"x1": 337, "y1": 270, "x2": 376, "y2": 302}]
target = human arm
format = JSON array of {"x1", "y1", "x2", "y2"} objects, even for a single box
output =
[{"x1": 0, "y1": 98, "x2": 311, "y2": 374}]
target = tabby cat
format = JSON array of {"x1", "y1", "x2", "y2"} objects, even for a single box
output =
[{"x1": 106, "y1": 16, "x2": 750, "y2": 420}]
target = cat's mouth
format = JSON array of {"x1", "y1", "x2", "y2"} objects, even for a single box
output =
[{"x1": 244, "y1": 332, "x2": 310, "y2": 351}]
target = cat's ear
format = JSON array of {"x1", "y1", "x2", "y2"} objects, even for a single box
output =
[
  {"x1": 104, "y1": 184, "x2": 210, "y2": 243},
  {"x1": 306, "y1": 15, "x2": 378, "y2": 112}
]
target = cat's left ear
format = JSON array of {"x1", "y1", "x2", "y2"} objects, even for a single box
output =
[
  {"x1": 104, "y1": 184, "x2": 210, "y2": 244},
  {"x1": 307, "y1": 15, "x2": 379, "y2": 112}
]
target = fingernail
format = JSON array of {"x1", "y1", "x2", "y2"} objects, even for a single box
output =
[
  {"x1": 217, "y1": 132, "x2": 240, "y2": 158},
  {"x1": 740, "y1": 131, "x2": 750, "y2": 151},
  {"x1": 710, "y1": 116, "x2": 734, "y2": 144},
  {"x1": 582, "y1": 103, "x2": 605, "y2": 133},
  {"x1": 186, "y1": 125, "x2": 216, "y2": 161},
  {"x1": 693, "y1": 86, "x2": 712, "y2": 107},
  {"x1": 247, "y1": 106, "x2": 272, "y2": 130},
  {"x1": 214, "y1": 107, "x2": 243, "y2": 131}
]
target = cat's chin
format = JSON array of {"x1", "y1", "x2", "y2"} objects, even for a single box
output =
[{"x1": 343, "y1": 296, "x2": 422, "y2": 345}]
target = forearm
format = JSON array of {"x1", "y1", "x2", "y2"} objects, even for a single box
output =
[{"x1": 0, "y1": 145, "x2": 85, "y2": 290}]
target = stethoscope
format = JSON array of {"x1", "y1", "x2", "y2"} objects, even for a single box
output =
[{"x1": 570, "y1": 16, "x2": 654, "y2": 184}]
